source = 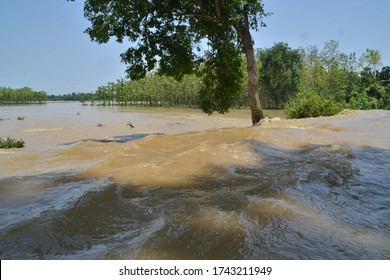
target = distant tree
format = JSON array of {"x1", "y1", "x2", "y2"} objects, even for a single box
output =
[
  {"x1": 257, "y1": 42, "x2": 303, "y2": 108},
  {"x1": 69, "y1": 0, "x2": 270, "y2": 125},
  {"x1": 299, "y1": 41, "x2": 361, "y2": 103},
  {"x1": 338, "y1": 52, "x2": 361, "y2": 101},
  {"x1": 359, "y1": 49, "x2": 382, "y2": 73},
  {"x1": 320, "y1": 40, "x2": 340, "y2": 71},
  {"x1": 300, "y1": 45, "x2": 328, "y2": 97},
  {"x1": 377, "y1": 66, "x2": 390, "y2": 109},
  {"x1": 378, "y1": 66, "x2": 390, "y2": 81}
]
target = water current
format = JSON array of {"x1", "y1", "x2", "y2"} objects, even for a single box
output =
[{"x1": 1, "y1": 103, "x2": 389, "y2": 259}]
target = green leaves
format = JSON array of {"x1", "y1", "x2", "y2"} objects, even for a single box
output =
[
  {"x1": 84, "y1": 0, "x2": 199, "y2": 80},
  {"x1": 198, "y1": 33, "x2": 244, "y2": 114}
]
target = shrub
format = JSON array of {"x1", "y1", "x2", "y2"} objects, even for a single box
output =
[
  {"x1": 0, "y1": 137, "x2": 25, "y2": 149},
  {"x1": 17, "y1": 116, "x2": 25, "y2": 120},
  {"x1": 285, "y1": 89, "x2": 342, "y2": 119},
  {"x1": 378, "y1": 86, "x2": 390, "y2": 110},
  {"x1": 348, "y1": 91, "x2": 378, "y2": 110}
]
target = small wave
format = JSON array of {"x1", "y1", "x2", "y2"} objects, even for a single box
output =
[{"x1": 0, "y1": 176, "x2": 112, "y2": 232}]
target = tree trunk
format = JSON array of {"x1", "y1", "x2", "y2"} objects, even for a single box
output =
[
  {"x1": 245, "y1": 42, "x2": 264, "y2": 125},
  {"x1": 236, "y1": 16, "x2": 264, "y2": 125}
]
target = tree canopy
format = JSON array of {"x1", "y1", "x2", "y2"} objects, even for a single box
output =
[
  {"x1": 69, "y1": 0, "x2": 269, "y2": 124},
  {"x1": 258, "y1": 42, "x2": 303, "y2": 108}
]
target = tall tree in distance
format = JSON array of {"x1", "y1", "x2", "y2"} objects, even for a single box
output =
[
  {"x1": 258, "y1": 42, "x2": 303, "y2": 108},
  {"x1": 69, "y1": 0, "x2": 270, "y2": 125}
]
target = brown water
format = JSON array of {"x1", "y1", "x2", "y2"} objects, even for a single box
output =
[{"x1": 0, "y1": 103, "x2": 389, "y2": 259}]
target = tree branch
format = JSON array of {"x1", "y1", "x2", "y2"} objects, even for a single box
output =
[
  {"x1": 215, "y1": 0, "x2": 224, "y2": 19},
  {"x1": 236, "y1": 8, "x2": 252, "y2": 47}
]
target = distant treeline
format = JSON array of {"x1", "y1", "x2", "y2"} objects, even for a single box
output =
[
  {"x1": 89, "y1": 40, "x2": 389, "y2": 117},
  {"x1": 0, "y1": 87, "x2": 47, "y2": 105},
  {"x1": 91, "y1": 72, "x2": 247, "y2": 108},
  {"x1": 1, "y1": 88, "x2": 93, "y2": 104},
  {"x1": 93, "y1": 75, "x2": 214, "y2": 108},
  {"x1": 48, "y1": 92, "x2": 94, "y2": 102}
]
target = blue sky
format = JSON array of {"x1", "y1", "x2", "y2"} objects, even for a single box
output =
[{"x1": 0, "y1": 0, "x2": 389, "y2": 95}]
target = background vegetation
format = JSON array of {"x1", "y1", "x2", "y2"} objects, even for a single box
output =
[
  {"x1": 260, "y1": 41, "x2": 389, "y2": 117},
  {"x1": 0, "y1": 87, "x2": 47, "y2": 105},
  {"x1": 1, "y1": 41, "x2": 389, "y2": 119},
  {"x1": 48, "y1": 92, "x2": 94, "y2": 102},
  {"x1": 88, "y1": 40, "x2": 389, "y2": 118}
]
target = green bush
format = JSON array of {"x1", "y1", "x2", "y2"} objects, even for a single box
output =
[
  {"x1": 348, "y1": 91, "x2": 378, "y2": 110},
  {"x1": 378, "y1": 87, "x2": 390, "y2": 109},
  {"x1": 0, "y1": 137, "x2": 25, "y2": 149},
  {"x1": 285, "y1": 89, "x2": 342, "y2": 119}
]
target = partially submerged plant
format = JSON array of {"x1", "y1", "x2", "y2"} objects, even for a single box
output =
[
  {"x1": 17, "y1": 116, "x2": 25, "y2": 121},
  {"x1": 0, "y1": 137, "x2": 25, "y2": 149}
]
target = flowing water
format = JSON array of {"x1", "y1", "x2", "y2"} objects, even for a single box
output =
[{"x1": 0, "y1": 103, "x2": 389, "y2": 259}]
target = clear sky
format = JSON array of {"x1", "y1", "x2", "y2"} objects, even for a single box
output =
[{"x1": 0, "y1": 0, "x2": 389, "y2": 95}]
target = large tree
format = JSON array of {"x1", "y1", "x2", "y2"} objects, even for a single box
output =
[
  {"x1": 70, "y1": 0, "x2": 269, "y2": 125},
  {"x1": 258, "y1": 42, "x2": 303, "y2": 108}
]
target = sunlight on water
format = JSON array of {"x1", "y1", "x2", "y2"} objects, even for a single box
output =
[{"x1": 0, "y1": 104, "x2": 389, "y2": 259}]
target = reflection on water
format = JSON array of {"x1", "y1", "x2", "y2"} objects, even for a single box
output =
[{"x1": 0, "y1": 104, "x2": 389, "y2": 259}]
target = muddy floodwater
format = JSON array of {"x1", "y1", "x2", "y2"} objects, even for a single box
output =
[{"x1": 0, "y1": 103, "x2": 389, "y2": 259}]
